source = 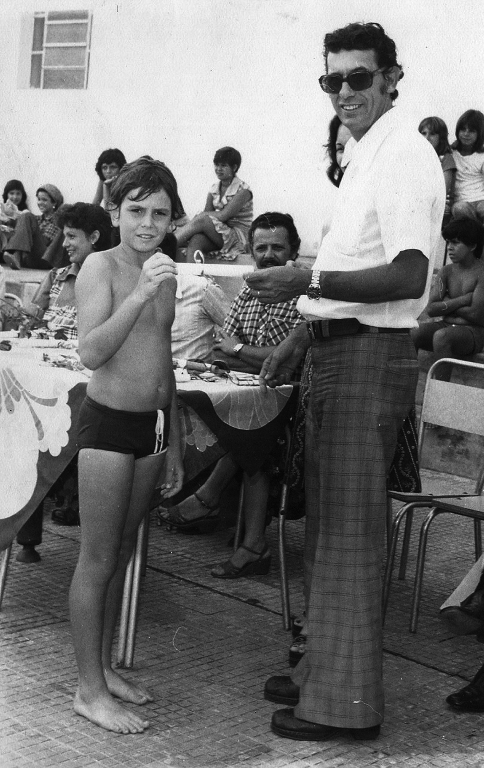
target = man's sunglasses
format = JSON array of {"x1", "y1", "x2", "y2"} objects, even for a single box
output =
[{"x1": 318, "y1": 68, "x2": 384, "y2": 94}]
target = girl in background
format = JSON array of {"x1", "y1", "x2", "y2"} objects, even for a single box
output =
[
  {"x1": 175, "y1": 146, "x2": 253, "y2": 263},
  {"x1": 419, "y1": 116, "x2": 456, "y2": 226},
  {"x1": 451, "y1": 109, "x2": 484, "y2": 223}
]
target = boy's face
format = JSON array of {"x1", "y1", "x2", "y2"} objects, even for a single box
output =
[
  {"x1": 446, "y1": 238, "x2": 475, "y2": 263},
  {"x1": 251, "y1": 226, "x2": 295, "y2": 269},
  {"x1": 114, "y1": 187, "x2": 172, "y2": 255}
]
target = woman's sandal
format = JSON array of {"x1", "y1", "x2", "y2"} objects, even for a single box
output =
[
  {"x1": 157, "y1": 492, "x2": 219, "y2": 534},
  {"x1": 211, "y1": 544, "x2": 271, "y2": 579},
  {"x1": 289, "y1": 634, "x2": 307, "y2": 667}
]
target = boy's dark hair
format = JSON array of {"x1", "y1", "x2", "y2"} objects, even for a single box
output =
[
  {"x1": 418, "y1": 116, "x2": 452, "y2": 156},
  {"x1": 248, "y1": 212, "x2": 301, "y2": 258},
  {"x1": 323, "y1": 22, "x2": 403, "y2": 100},
  {"x1": 213, "y1": 146, "x2": 241, "y2": 173},
  {"x1": 95, "y1": 148, "x2": 127, "y2": 181},
  {"x1": 109, "y1": 156, "x2": 185, "y2": 220},
  {"x1": 442, "y1": 216, "x2": 484, "y2": 258},
  {"x1": 56, "y1": 202, "x2": 113, "y2": 251},
  {"x1": 454, "y1": 110, "x2": 484, "y2": 154},
  {"x1": 2, "y1": 179, "x2": 28, "y2": 210},
  {"x1": 326, "y1": 115, "x2": 345, "y2": 188}
]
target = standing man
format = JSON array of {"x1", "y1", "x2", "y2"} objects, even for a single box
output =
[{"x1": 247, "y1": 22, "x2": 445, "y2": 741}]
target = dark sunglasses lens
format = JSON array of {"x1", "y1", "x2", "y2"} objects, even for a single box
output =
[
  {"x1": 319, "y1": 75, "x2": 342, "y2": 93},
  {"x1": 347, "y1": 71, "x2": 373, "y2": 91}
]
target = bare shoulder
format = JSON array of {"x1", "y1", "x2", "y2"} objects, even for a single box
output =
[{"x1": 76, "y1": 248, "x2": 118, "y2": 288}]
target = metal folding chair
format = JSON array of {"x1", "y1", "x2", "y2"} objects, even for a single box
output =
[{"x1": 383, "y1": 357, "x2": 484, "y2": 630}]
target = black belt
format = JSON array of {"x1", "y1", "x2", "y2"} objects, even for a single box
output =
[{"x1": 306, "y1": 319, "x2": 410, "y2": 341}]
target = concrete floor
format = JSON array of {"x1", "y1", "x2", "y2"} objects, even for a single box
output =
[{"x1": 2, "y1": 470, "x2": 484, "y2": 768}]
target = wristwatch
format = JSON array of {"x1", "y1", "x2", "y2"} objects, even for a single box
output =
[
  {"x1": 233, "y1": 342, "x2": 244, "y2": 357},
  {"x1": 306, "y1": 269, "x2": 322, "y2": 301}
]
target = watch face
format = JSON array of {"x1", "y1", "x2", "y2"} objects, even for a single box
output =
[{"x1": 307, "y1": 285, "x2": 321, "y2": 300}]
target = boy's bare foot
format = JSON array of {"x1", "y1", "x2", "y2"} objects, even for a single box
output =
[
  {"x1": 74, "y1": 690, "x2": 149, "y2": 734},
  {"x1": 105, "y1": 668, "x2": 154, "y2": 704}
]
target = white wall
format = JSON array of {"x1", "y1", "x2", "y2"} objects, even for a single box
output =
[{"x1": 0, "y1": 0, "x2": 483, "y2": 255}]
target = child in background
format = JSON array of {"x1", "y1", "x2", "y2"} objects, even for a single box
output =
[
  {"x1": 92, "y1": 148, "x2": 127, "y2": 209},
  {"x1": 175, "y1": 146, "x2": 252, "y2": 262},
  {"x1": 451, "y1": 110, "x2": 484, "y2": 223},
  {"x1": 411, "y1": 216, "x2": 484, "y2": 366},
  {"x1": 419, "y1": 116, "x2": 456, "y2": 226},
  {"x1": 0, "y1": 180, "x2": 29, "y2": 255},
  {"x1": 71, "y1": 157, "x2": 184, "y2": 734}
]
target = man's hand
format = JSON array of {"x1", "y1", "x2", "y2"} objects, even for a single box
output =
[
  {"x1": 246, "y1": 265, "x2": 310, "y2": 304},
  {"x1": 135, "y1": 252, "x2": 177, "y2": 302},
  {"x1": 213, "y1": 329, "x2": 242, "y2": 357},
  {"x1": 259, "y1": 329, "x2": 307, "y2": 392}
]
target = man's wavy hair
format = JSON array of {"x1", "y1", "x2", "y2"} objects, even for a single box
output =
[
  {"x1": 248, "y1": 212, "x2": 301, "y2": 258},
  {"x1": 323, "y1": 22, "x2": 403, "y2": 101}
]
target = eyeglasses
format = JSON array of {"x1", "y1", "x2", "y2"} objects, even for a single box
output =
[{"x1": 318, "y1": 68, "x2": 383, "y2": 94}]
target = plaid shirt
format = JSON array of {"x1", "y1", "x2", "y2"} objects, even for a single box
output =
[
  {"x1": 223, "y1": 285, "x2": 302, "y2": 346},
  {"x1": 36, "y1": 213, "x2": 60, "y2": 247},
  {"x1": 33, "y1": 264, "x2": 79, "y2": 340}
]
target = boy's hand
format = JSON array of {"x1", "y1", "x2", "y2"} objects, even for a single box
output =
[{"x1": 135, "y1": 252, "x2": 177, "y2": 302}]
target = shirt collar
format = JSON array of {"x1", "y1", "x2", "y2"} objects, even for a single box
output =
[
  {"x1": 57, "y1": 262, "x2": 80, "y2": 281},
  {"x1": 349, "y1": 106, "x2": 399, "y2": 162}
]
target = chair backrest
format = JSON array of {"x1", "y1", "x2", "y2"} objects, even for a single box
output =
[{"x1": 419, "y1": 358, "x2": 484, "y2": 491}]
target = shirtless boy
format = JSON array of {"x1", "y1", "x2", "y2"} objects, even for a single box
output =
[
  {"x1": 412, "y1": 216, "x2": 484, "y2": 368},
  {"x1": 71, "y1": 157, "x2": 185, "y2": 734}
]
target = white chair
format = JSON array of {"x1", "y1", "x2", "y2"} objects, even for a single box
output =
[{"x1": 383, "y1": 358, "x2": 484, "y2": 631}]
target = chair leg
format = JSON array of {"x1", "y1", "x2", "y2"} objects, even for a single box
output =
[
  {"x1": 233, "y1": 483, "x2": 244, "y2": 552},
  {"x1": 0, "y1": 544, "x2": 12, "y2": 611},
  {"x1": 278, "y1": 482, "x2": 291, "y2": 631},
  {"x1": 124, "y1": 518, "x2": 146, "y2": 669},
  {"x1": 386, "y1": 496, "x2": 393, "y2": 553},
  {"x1": 116, "y1": 551, "x2": 135, "y2": 668},
  {"x1": 409, "y1": 507, "x2": 441, "y2": 633},
  {"x1": 382, "y1": 504, "x2": 415, "y2": 622},
  {"x1": 398, "y1": 508, "x2": 414, "y2": 581},
  {"x1": 474, "y1": 518, "x2": 482, "y2": 560}
]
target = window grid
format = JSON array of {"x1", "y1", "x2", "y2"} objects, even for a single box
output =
[{"x1": 30, "y1": 11, "x2": 92, "y2": 89}]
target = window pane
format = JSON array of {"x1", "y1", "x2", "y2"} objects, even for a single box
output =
[
  {"x1": 47, "y1": 11, "x2": 89, "y2": 21},
  {"x1": 32, "y1": 16, "x2": 45, "y2": 51},
  {"x1": 46, "y1": 23, "x2": 88, "y2": 44},
  {"x1": 44, "y1": 46, "x2": 86, "y2": 66},
  {"x1": 30, "y1": 54, "x2": 42, "y2": 88},
  {"x1": 43, "y1": 69, "x2": 85, "y2": 89}
]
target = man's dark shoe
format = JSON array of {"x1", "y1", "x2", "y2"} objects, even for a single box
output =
[
  {"x1": 264, "y1": 675, "x2": 299, "y2": 706},
  {"x1": 447, "y1": 667, "x2": 484, "y2": 712},
  {"x1": 271, "y1": 708, "x2": 381, "y2": 741}
]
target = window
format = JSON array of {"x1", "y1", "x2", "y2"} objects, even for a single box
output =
[{"x1": 30, "y1": 10, "x2": 92, "y2": 89}]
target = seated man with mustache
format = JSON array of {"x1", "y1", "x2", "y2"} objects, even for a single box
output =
[{"x1": 158, "y1": 212, "x2": 302, "y2": 577}]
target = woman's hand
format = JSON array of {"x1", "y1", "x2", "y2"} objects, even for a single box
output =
[{"x1": 159, "y1": 448, "x2": 184, "y2": 498}]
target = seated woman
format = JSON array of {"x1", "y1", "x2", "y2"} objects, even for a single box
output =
[
  {"x1": 158, "y1": 212, "x2": 302, "y2": 578},
  {"x1": 0, "y1": 179, "x2": 30, "y2": 256},
  {"x1": 3, "y1": 184, "x2": 64, "y2": 270},
  {"x1": 175, "y1": 146, "x2": 253, "y2": 263},
  {"x1": 92, "y1": 147, "x2": 127, "y2": 209},
  {"x1": 26, "y1": 202, "x2": 112, "y2": 339}
]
